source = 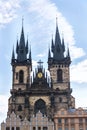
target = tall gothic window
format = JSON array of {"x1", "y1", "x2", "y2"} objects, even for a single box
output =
[
  {"x1": 19, "y1": 70, "x2": 24, "y2": 83},
  {"x1": 57, "y1": 69, "x2": 63, "y2": 82},
  {"x1": 34, "y1": 99, "x2": 46, "y2": 115},
  {"x1": 18, "y1": 105, "x2": 22, "y2": 111}
]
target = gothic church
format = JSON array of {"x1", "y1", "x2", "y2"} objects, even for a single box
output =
[{"x1": 1, "y1": 19, "x2": 87, "y2": 130}]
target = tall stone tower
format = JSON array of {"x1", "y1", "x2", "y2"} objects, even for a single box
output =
[
  {"x1": 8, "y1": 23, "x2": 32, "y2": 120},
  {"x1": 48, "y1": 19, "x2": 75, "y2": 110}
]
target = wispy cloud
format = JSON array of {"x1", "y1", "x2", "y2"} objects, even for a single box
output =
[
  {"x1": 36, "y1": 53, "x2": 46, "y2": 58},
  {"x1": 32, "y1": 60, "x2": 38, "y2": 67},
  {"x1": 71, "y1": 59, "x2": 87, "y2": 83},
  {"x1": 0, "y1": 0, "x2": 20, "y2": 28},
  {"x1": 0, "y1": 95, "x2": 8, "y2": 123}
]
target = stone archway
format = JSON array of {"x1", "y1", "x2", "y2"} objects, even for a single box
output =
[{"x1": 34, "y1": 99, "x2": 46, "y2": 115}]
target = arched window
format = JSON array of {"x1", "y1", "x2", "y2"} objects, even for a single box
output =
[
  {"x1": 19, "y1": 115, "x2": 22, "y2": 120},
  {"x1": 34, "y1": 99, "x2": 46, "y2": 115},
  {"x1": 18, "y1": 105, "x2": 22, "y2": 111},
  {"x1": 59, "y1": 97, "x2": 62, "y2": 103},
  {"x1": 57, "y1": 69, "x2": 63, "y2": 82},
  {"x1": 19, "y1": 70, "x2": 24, "y2": 83}
]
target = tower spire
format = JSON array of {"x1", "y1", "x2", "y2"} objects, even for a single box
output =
[
  {"x1": 26, "y1": 35, "x2": 28, "y2": 54},
  {"x1": 67, "y1": 47, "x2": 70, "y2": 59},
  {"x1": 51, "y1": 35, "x2": 54, "y2": 53},
  {"x1": 11, "y1": 46, "x2": 15, "y2": 63},
  {"x1": 16, "y1": 37, "x2": 19, "y2": 54},
  {"x1": 16, "y1": 18, "x2": 28, "y2": 62},
  {"x1": 55, "y1": 17, "x2": 61, "y2": 46},
  {"x1": 62, "y1": 34, "x2": 65, "y2": 52},
  {"x1": 29, "y1": 45, "x2": 32, "y2": 64},
  {"x1": 22, "y1": 16, "x2": 24, "y2": 27},
  {"x1": 48, "y1": 48, "x2": 51, "y2": 59},
  {"x1": 50, "y1": 18, "x2": 64, "y2": 61}
]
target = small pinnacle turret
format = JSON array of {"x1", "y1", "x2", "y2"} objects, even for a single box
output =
[
  {"x1": 51, "y1": 36, "x2": 54, "y2": 53},
  {"x1": 62, "y1": 36, "x2": 65, "y2": 53},
  {"x1": 67, "y1": 47, "x2": 71, "y2": 60},
  {"x1": 11, "y1": 46, "x2": 15, "y2": 63},
  {"x1": 48, "y1": 48, "x2": 51, "y2": 59}
]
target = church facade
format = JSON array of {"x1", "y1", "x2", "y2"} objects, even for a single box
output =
[{"x1": 1, "y1": 20, "x2": 87, "y2": 130}]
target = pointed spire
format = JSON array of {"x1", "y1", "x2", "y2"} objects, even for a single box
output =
[
  {"x1": 66, "y1": 45, "x2": 71, "y2": 64},
  {"x1": 26, "y1": 35, "x2": 28, "y2": 54},
  {"x1": 67, "y1": 47, "x2": 70, "y2": 58},
  {"x1": 20, "y1": 17, "x2": 25, "y2": 47},
  {"x1": 17, "y1": 18, "x2": 28, "y2": 62},
  {"x1": 12, "y1": 46, "x2": 15, "y2": 59},
  {"x1": 16, "y1": 38, "x2": 19, "y2": 54},
  {"x1": 29, "y1": 45, "x2": 32, "y2": 62},
  {"x1": 11, "y1": 46, "x2": 15, "y2": 63},
  {"x1": 51, "y1": 17, "x2": 64, "y2": 61},
  {"x1": 62, "y1": 34, "x2": 65, "y2": 52},
  {"x1": 55, "y1": 17, "x2": 61, "y2": 46},
  {"x1": 51, "y1": 35, "x2": 54, "y2": 53},
  {"x1": 48, "y1": 48, "x2": 51, "y2": 59}
]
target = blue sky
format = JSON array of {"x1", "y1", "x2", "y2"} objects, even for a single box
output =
[{"x1": 0, "y1": 0, "x2": 87, "y2": 124}]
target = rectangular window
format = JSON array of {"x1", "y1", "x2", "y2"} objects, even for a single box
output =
[
  {"x1": 58, "y1": 118, "x2": 62, "y2": 124},
  {"x1": 12, "y1": 127, "x2": 14, "y2": 130},
  {"x1": 65, "y1": 118, "x2": 68, "y2": 124},
  {"x1": 85, "y1": 118, "x2": 87, "y2": 124},
  {"x1": 33, "y1": 127, "x2": 36, "y2": 130},
  {"x1": 71, "y1": 128, "x2": 75, "y2": 130},
  {"x1": 38, "y1": 127, "x2": 41, "y2": 130},
  {"x1": 79, "y1": 118, "x2": 83, "y2": 124},
  {"x1": 16, "y1": 127, "x2": 20, "y2": 130},
  {"x1": 71, "y1": 118, "x2": 74, "y2": 124},
  {"x1": 58, "y1": 128, "x2": 62, "y2": 130},
  {"x1": 79, "y1": 129, "x2": 83, "y2": 130},
  {"x1": 6, "y1": 127, "x2": 10, "y2": 130},
  {"x1": 43, "y1": 127, "x2": 47, "y2": 130},
  {"x1": 65, "y1": 127, "x2": 68, "y2": 130}
]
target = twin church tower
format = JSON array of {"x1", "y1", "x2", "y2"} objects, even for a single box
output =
[{"x1": 8, "y1": 19, "x2": 75, "y2": 121}]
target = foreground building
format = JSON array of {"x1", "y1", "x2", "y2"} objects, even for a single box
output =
[{"x1": 1, "y1": 19, "x2": 87, "y2": 130}]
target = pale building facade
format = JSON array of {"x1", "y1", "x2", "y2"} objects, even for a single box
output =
[
  {"x1": 54, "y1": 107, "x2": 87, "y2": 130},
  {"x1": 1, "y1": 111, "x2": 54, "y2": 130}
]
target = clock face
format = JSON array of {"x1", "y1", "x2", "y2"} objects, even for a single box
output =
[{"x1": 37, "y1": 72, "x2": 43, "y2": 78}]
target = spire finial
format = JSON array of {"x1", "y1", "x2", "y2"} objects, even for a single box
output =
[
  {"x1": 56, "y1": 16, "x2": 58, "y2": 28},
  {"x1": 56, "y1": 16, "x2": 57, "y2": 24},
  {"x1": 22, "y1": 16, "x2": 24, "y2": 27},
  {"x1": 26, "y1": 34, "x2": 28, "y2": 43},
  {"x1": 11, "y1": 45, "x2": 15, "y2": 63}
]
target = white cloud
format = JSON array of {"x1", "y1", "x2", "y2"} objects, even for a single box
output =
[
  {"x1": 0, "y1": 0, "x2": 20, "y2": 28},
  {"x1": 0, "y1": 94, "x2": 9, "y2": 123},
  {"x1": 32, "y1": 60, "x2": 38, "y2": 68},
  {"x1": 36, "y1": 53, "x2": 46, "y2": 58},
  {"x1": 70, "y1": 59, "x2": 87, "y2": 83},
  {"x1": 70, "y1": 46, "x2": 85, "y2": 59}
]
